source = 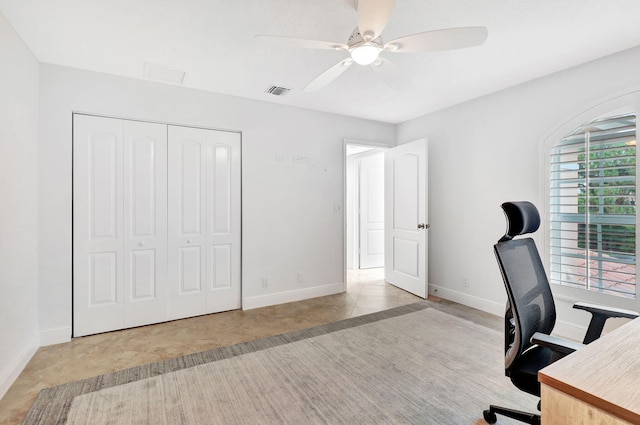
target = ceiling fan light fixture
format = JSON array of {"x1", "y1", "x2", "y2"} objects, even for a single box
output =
[{"x1": 350, "y1": 43, "x2": 381, "y2": 65}]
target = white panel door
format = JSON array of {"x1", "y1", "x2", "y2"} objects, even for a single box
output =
[
  {"x1": 74, "y1": 115, "x2": 124, "y2": 336},
  {"x1": 122, "y1": 120, "x2": 168, "y2": 329},
  {"x1": 168, "y1": 126, "x2": 241, "y2": 320},
  {"x1": 204, "y1": 129, "x2": 242, "y2": 313},
  {"x1": 384, "y1": 139, "x2": 428, "y2": 297},
  {"x1": 359, "y1": 152, "x2": 385, "y2": 269},
  {"x1": 74, "y1": 116, "x2": 168, "y2": 336},
  {"x1": 168, "y1": 126, "x2": 207, "y2": 319}
]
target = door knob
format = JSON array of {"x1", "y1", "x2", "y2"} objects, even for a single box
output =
[{"x1": 138, "y1": 242, "x2": 145, "y2": 247}]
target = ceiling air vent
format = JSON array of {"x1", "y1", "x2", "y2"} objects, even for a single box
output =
[
  {"x1": 265, "y1": 85, "x2": 291, "y2": 96},
  {"x1": 144, "y1": 62, "x2": 185, "y2": 85}
]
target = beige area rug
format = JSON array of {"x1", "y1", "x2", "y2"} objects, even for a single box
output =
[{"x1": 24, "y1": 303, "x2": 536, "y2": 424}]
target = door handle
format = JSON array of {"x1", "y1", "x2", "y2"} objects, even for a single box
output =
[{"x1": 417, "y1": 223, "x2": 430, "y2": 229}]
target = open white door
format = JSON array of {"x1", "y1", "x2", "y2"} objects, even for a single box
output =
[{"x1": 384, "y1": 139, "x2": 428, "y2": 298}]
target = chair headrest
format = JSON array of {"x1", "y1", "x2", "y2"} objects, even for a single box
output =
[{"x1": 499, "y1": 201, "x2": 540, "y2": 242}]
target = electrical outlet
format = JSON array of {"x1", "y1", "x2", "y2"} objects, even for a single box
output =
[
  {"x1": 262, "y1": 277, "x2": 269, "y2": 288},
  {"x1": 297, "y1": 272, "x2": 305, "y2": 283},
  {"x1": 463, "y1": 277, "x2": 470, "y2": 287}
]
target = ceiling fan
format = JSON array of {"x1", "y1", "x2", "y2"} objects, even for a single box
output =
[{"x1": 256, "y1": 0, "x2": 488, "y2": 91}]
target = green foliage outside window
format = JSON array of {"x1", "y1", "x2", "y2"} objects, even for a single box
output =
[{"x1": 577, "y1": 144, "x2": 636, "y2": 255}]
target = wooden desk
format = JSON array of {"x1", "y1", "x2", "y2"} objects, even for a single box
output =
[{"x1": 539, "y1": 317, "x2": 640, "y2": 424}]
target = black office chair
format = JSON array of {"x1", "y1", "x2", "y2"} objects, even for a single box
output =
[{"x1": 483, "y1": 201, "x2": 639, "y2": 425}]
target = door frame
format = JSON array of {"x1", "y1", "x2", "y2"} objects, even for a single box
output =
[{"x1": 342, "y1": 138, "x2": 393, "y2": 290}]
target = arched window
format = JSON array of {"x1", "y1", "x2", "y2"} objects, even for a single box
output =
[{"x1": 550, "y1": 113, "x2": 637, "y2": 298}]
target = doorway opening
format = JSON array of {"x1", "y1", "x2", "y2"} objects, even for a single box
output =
[
  {"x1": 346, "y1": 145, "x2": 385, "y2": 272},
  {"x1": 344, "y1": 139, "x2": 428, "y2": 315},
  {"x1": 345, "y1": 144, "x2": 387, "y2": 309}
]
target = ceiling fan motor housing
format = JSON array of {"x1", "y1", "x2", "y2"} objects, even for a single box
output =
[{"x1": 348, "y1": 26, "x2": 383, "y2": 47}]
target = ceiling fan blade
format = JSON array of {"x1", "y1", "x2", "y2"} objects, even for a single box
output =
[
  {"x1": 370, "y1": 57, "x2": 411, "y2": 92},
  {"x1": 304, "y1": 59, "x2": 354, "y2": 92},
  {"x1": 345, "y1": 0, "x2": 359, "y2": 11},
  {"x1": 358, "y1": 0, "x2": 396, "y2": 39},
  {"x1": 386, "y1": 26, "x2": 488, "y2": 53},
  {"x1": 255, "y1": 34, "x2": 347, "y2": 50}
]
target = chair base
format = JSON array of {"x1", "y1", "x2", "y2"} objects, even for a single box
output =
[{"x1": 483, "y1": 405, "x2": 540, "y2": 425}]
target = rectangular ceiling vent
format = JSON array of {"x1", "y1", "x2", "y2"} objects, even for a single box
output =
[
  {"x1": 266, "y1": 85, "x2": 291, "y2": 96},
  {"x1": 144, "y1": 62, "x2": 185, "y2": 85}
]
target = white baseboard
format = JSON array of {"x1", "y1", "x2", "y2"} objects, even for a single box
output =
[
  {"x1": 429, "y1": 284, "x2": 588, "y2": 341},
  {"x1": 40, "y1": 327, "x2": 71, "y2": 346},
  {"x1": 428, "y1": 284, "x2": 505, "y2": 317},
  {"x1": 0, "y1": 340, "x2": 38, "y2": 400},
  {"x1": 243, "y1": 282, "x2": 344, "y2": 310}
]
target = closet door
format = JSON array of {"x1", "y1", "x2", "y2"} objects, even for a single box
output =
[
  {"x1": 167, "y1": 126, "x2": 241, "y2": 320},
  {"x1": 73, "y1": 115, "x2": 168, "y2": 336},
  {"x1": 205, "y1": 129, "x2": 241, "y2": 313},
  {"x1": 73, "y1": 115, "x2": 124, "y2": 336},
  {"x1": 122, "y1": 120, "x2": 168, "y2": 329}
]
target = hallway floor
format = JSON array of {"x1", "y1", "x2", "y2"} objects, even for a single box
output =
[{"x1": 0, "y1": 268, "x2": 423, "y2": 425}]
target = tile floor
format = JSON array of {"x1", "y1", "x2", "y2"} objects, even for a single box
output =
[{"x1": 0, "y1": 268, "x2": 425, "y2": 425}]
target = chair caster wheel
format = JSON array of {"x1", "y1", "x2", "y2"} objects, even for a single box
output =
[{"x1": 483, "y1": 409, "x2": 497, "y2": 424}]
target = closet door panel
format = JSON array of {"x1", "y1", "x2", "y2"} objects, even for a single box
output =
[
  {"x1": 90, "y1": 135, "x2": 119, "y2": 242},
  {"x1": 179, "y1": 141, "x2": 203, "y2": 234},
  {"x1": 129, "y1": 250, "x2": 156, "y2": 299},
  {"x1": 129, "y1": 136, "x2": 156, "y2": 237},
  {"x1": 207, "y1": 142, "x2": 232, "y2": 293},
  {"x1": 122, "y1": 120, "x2": 168, "y2": 328},
  {"x1": 168, "y1": 126, "x2": 207, "y2": 320},
  {"x1": 179, "y1": 246, "x2": 202, "y2": 293},
  {"x1": 90, "y1": 252, "x2": 118, "y2": 305},
  {"x1": 210, "y1": 144, "x2": 232, "y2": 234},
  {"x1": 210, "y1": 244, "x2": 231, "y2": 289},
  {"x1": 205, "y1": 130, "x2": 241, "y2": 313},
  {"x1": 73, "y1": 115, "x2": 125, "y2": 337}
]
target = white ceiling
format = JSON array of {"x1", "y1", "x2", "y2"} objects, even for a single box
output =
[{"x1": 2, "y1": 0, "x2": 640, "y2": 123}]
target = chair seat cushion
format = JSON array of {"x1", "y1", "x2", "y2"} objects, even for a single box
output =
[{"x1": 508, "y1": 345, "x2": 553, "y2": 396}]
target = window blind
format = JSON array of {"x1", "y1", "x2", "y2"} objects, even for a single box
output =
[{"x1": 550, "y1": 113, "x2": 637, "y2": 298}]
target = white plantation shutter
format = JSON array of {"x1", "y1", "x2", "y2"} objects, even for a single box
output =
[{"x1": 550, "y1": 113, "x2": 637, "y2": 298}]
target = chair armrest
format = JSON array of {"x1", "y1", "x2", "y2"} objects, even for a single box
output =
[
  {"x1": 531, "y1": 332, "x2": 584, "y2": 357},
  {"x1": 573, "y1": 302, "x2": 640, "y2": 319},
  {"x1": 573, "y1": 302, "x2": 640, "y2": 344}
]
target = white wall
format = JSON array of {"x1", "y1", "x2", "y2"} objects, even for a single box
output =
[
  {"x1": 0, "y1": 13, "x2": 40, "y2": 397},
  {"x1": 397, "y1": 46, "x2": 640, "y2": 339},
  {"x1": 38, "y1": 64, "x2": 395, "y2": 342}
]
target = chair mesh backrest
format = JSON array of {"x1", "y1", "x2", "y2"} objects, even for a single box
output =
[{"x1": 494, "y1": 202, "x2": 556, "y2": 370}]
